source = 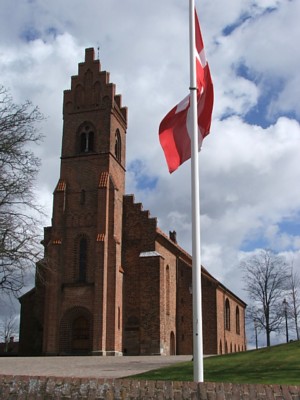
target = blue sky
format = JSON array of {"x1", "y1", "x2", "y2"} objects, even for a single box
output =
[{"x1": 0, "y1": 0, "x2": 299, "y2": 347}]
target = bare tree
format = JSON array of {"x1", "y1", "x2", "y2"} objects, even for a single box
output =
[
  {"x1": 242, "y1": 249, "x2": 290, "y2": 347},
  {"x1": 286, "y1": 265, "x2": 300, "y2": 340},
  {"x1": 0, "y1": 313, "x2": 18, "y2": 352},
  {"x1": 0, "y1": 85, "x2": 44, "y2": 296}
]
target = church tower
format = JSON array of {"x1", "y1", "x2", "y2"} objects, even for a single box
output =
[{"x1": 42, "y1": 48, "x2": 127, "y2": 355}]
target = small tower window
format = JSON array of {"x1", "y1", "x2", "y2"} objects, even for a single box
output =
[
  {"x1": 115, "y1": 129, "x2": 121, "y2": 162},
  {"x1": 79, "y1": 124, "x2": 94, "y2": 153}
]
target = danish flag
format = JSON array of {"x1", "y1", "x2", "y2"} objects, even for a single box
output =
[{"x1": 159, "y1": 9, "x2": 214, "y2": 173}]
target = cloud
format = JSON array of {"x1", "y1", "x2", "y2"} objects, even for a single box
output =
[{"x1": 0, "y1": 0, "x2": 299, "y2": 348}]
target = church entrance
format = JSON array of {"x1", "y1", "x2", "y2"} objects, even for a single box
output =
[
  {"x1": 71, "y1": 316, "x2": 90, "y2": 352},
  {"x1": 59, "y1": 307, "x2": 93, "y2": 355}
]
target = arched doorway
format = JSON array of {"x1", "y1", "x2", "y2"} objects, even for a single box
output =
[
  {"x1": 59, "y1": 307, "x2": 93, "y2": 354},
  {"x1": 72, "y1": 316, "x2": 90, "y2": 352}
]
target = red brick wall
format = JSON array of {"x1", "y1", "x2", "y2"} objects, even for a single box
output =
[
  {"x1": 216, "y1": 289, "x2": 246, "y2": 354},
  {"x1": 176, "y1": 258, "x2": 193, "y2": 355},
  {"x1": 122, "y1": 195, "x2": 159, "y2": 355}
]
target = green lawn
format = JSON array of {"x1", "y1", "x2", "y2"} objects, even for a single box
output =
[{"x1": 130, "y1": 341, "x2": 300, "y2": 385}]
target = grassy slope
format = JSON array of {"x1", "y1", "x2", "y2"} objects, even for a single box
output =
[{"x1": 130, "y1": 341, "x2": 300, "y2": 385}]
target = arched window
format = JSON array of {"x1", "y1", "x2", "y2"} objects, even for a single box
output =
[
  {"x1": 79, "y1": 237, "x2": 87, "y2": 282},
  {"x1": 79, "y1": 124, "x2": 94, "y2": 153},
  {"x1": 225, "y1": 298, "x2": 230, "y2": 331},
  {"x1": 118, "y1": 307, "x2": 121, "y2": 330},
  {"x1": 115, "y1": 129, "x2": 121, "y2": 162},
  {"x1": 236, "y1": 306, "x2": 240, "y2": 334},
  {"x1": 166, "y1": 265, "x2": 170, "y2": 315}
]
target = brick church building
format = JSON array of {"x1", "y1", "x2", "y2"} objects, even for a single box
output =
[{"x1": 19, "y1": 48, "x2": 246, "y2": 356}]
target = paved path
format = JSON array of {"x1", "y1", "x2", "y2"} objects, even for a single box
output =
[{"x1": 0, "y1": 355, "x2": 192, "y2": 379}]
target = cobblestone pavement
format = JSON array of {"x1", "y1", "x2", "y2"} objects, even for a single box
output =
[{"x1": 0, "y1": 355, "x2": 192, "y2": 379}]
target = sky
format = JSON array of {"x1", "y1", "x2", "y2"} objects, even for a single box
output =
[{"x1": 0, "y1": 0, "x2": 300, "y2": 347}]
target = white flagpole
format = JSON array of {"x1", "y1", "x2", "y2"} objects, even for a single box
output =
[{"x1": 189, "y1": 0, "x2": 204, "y2": 382}]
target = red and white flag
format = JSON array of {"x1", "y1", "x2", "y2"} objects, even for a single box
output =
[{"x1": 159, "y1": 9, "x2": 214, "y2": 173}]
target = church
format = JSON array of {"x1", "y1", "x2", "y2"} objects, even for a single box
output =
[{"x1": 19, "y1": 48, "x2": 246, "y2": 356}]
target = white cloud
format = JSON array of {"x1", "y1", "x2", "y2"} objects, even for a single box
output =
[{"x1": 0, "y1": 0, "x2": 299, "y2": 349}]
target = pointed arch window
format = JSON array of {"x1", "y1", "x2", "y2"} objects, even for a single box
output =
[
  {"x1": 115, "y1": 129, "x2": 121, "y2": 162},
  {"x1": 118, "y1": 307, "x2": 121, "y2": 330},
  {"x1": 166, "y1": 265, "x2": 170, "y2": 315},
  {"x1": 225, "y1": 298, "x2": 230, "y2": 331},
  {"x1": 79, "y1": 237, "x2": 87, "y2": 282},
  {"x1": 236, "y1": 306, "x2": 240, "y2": 334}
]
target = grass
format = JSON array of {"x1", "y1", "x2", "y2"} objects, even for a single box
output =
[{"x1": 130, "y1": 341, "x2": 300, "y2": 385}]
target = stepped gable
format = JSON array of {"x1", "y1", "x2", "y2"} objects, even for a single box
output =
[
  {"x1": 123, "y1": 194, "x2": 158, "y2": 245},
  {"x1": 63, "y1": 47, "x2": 127, "y2": 126}
]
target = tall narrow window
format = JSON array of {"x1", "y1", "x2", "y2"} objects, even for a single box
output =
[
  {"x1": 225, "y1": 298, "x2": 230, "y2": 331},
  {"x1": 166, "y1": 265, "x2": 170, "y2": 315},
  {"x1": 115, "y1": 129, "x2": 121, "y2": 162},
  {"x1": 79, "y1": 238, "x2": 87, "y2": 282},
  {"x1": 236, "y1": 306, "x2": 240, "y2": 334}
]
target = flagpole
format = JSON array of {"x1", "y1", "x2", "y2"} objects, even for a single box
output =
[{"x1": 189, "y1": 0, "x2": 204, "y2": 382}]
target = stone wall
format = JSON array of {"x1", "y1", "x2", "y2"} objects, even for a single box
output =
[{"x1": 1, "y1": 376, "x2": 299, "y2": 399}]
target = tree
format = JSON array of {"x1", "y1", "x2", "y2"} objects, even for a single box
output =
[
  {"x1": 0, "y1": 313, "x2": 18, "y2": 352},
  {"x1": 286, "y1": 265, "x2": 300, "y2": 341},
  {"x1": 242, "y1": 249, "x2": 290, "y2": 347},
  {"x1": 0, "y1": 85, "x2": 44, "y2": 296}
]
